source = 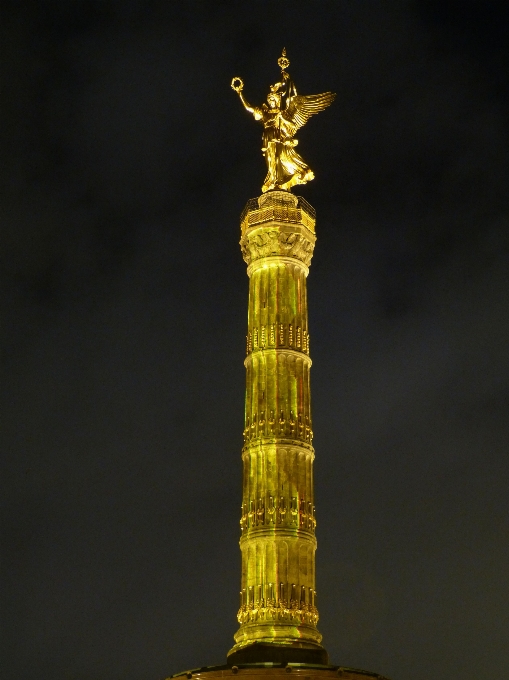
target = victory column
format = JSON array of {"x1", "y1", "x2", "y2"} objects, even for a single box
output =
[
  {"x1": 169, "y1": 50, "x2": 388, "y2": 680},
  {"x1": 229, "y1": 48, "x2": 334, "y2": 665}
]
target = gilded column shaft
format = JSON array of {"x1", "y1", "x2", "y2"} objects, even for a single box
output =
[{"x1": 230, "y1": 191, "x2": 324, "y2": 659}]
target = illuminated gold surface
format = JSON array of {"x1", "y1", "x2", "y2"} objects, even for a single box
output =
[
  {"x1": 232, "y1": 50, "x2": 335, "y2": 193},
  {"x1": 168, "y1": 52, "x2": 389, "y2": 680},
  {"x1": 229, "y1": 191, "x2": 324, "y2": 661}
]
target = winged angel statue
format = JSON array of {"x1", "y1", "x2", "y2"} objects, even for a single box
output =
[{"x1": 232, "y1": 49, "x2": 335, "y2": 192}]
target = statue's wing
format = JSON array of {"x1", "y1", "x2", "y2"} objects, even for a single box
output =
[{"x1": 282, "y1": 92, "x2": 336, "y2": 134}]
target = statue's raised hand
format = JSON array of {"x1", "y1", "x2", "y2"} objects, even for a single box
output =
[{"x1": 231, "y1": 77, "x2": 244, "y2": 93}]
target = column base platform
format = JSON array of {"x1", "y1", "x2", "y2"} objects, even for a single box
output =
[
  {"x1": 168, "y1": 662, "x2": 389, "y2": 680},
  {"x1": 227, "y1": 642, "x2": 328, "y2": 666}
]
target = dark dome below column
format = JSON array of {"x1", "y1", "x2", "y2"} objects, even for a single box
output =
[
  {"x1": 227, "y1": 642, "x2": 329, "y2": 666},
  {"x1": 168, "y1": 663, "x2": 389, "y2": 680}
]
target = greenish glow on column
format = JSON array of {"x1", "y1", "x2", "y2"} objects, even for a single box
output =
[{"x1": 229, "y1": 191, "x2": 326, "y2": 660}]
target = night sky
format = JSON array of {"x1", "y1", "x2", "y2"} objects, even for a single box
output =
[{"x1": 2, "y1": 2, "x2": 509, "y2": 680}]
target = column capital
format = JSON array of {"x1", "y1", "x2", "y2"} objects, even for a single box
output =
[{"x1": 240, "y1": 192, "x2": 316, "y2": 269}]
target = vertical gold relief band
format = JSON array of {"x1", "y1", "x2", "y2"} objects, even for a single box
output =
[{"x1": 228, "y1": 191, "x2": 326, "y2": 662}]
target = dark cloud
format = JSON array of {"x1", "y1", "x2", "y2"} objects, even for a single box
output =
[{"x1": 1, "y1": 2, "x2": 508, "y2": 680}]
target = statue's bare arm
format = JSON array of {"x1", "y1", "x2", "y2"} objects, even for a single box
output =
[{"x1": 231, "y1": 77, "x2": 262, "y2": 120}]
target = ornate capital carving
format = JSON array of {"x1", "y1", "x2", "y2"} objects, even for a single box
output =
[
  {"x1": 240, "y1": 226, "x2": 316, "y2": 267},
  {"x1": 240, "y1": 192, "x2": 316, "y2": 268}
]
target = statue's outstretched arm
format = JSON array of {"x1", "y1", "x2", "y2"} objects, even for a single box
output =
[
  {"x1": 231, "y1": 77, "x2": 262, "y2": 120},
  {"x1": 238, "y1": 90, "x2": 255, "y2": 114}
]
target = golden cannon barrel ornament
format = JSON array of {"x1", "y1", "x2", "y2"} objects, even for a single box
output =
[{"x1": 168, "y1": 49, "x2": 389, "y2": 680}]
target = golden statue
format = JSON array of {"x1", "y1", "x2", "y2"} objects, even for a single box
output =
[{"x1": 232, "y1": 49, "x2": 336, "y2": 192}]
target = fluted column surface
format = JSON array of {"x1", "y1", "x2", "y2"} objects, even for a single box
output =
[{"x1": 229, "y1": 191, "x2": 324, "y2": 659}]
